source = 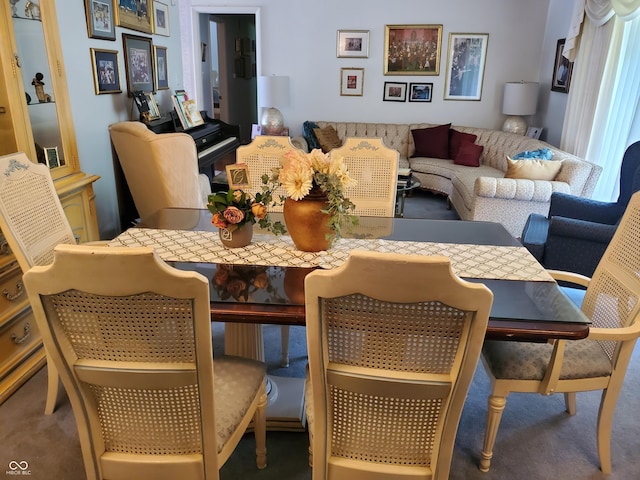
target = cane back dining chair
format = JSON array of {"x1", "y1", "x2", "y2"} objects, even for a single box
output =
[
  {"x1": 304, "y1": 251, "x2": 494, "y2": 480},
  {"x1": 109, "y1": 121, "x2": 211, "y2": 223},
  {"x1": 23, "y1": 244, "x2": 267, "y2": 480},
  {"x1": 0, "y1": 152, "x2": 79, "y2": 415},
  {"x1": 479, "y1": 191, "x2": 640, "y2": 475}
]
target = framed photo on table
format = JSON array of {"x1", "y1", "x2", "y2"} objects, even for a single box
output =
[
  {"x1": 384, "y1": 24, "x2": 443, "y2": 75},
  {"x1": 84, "y1": 0, "x2": 116, "y2": 40},
  {"x1": 340, "y1": 68, "x2": 364, "y2": 96},
  {"x1": 122, "y1": 33, "x2": 155, "y2": 96},
  {"x1": 443, "y1": 33, "x2": 489, "y2": 101},
  {"x1": 551, "y1": 38, "x2": 573, "y2": 93},
  {"x1": 115, "y1": 0, "x2": 154, "y2": 34},
  {"x1": 383, "y1": 82, "x2": 407, "y2": 102},
  {"x1": 90, "y1": 48, "x2": 121, "y2": 94},
  {"x1": 153, "y1": 1, "x2": 170, "y2": 36},
  {"x1": 409, "y1": 82, "x2": 433, "y2": 102},
  {"x1": 153, "y1": 46, "x2": 169, "y2": 90},
  {"x1": 336, "y1": 30, "x2": 369, "y2": 58}
]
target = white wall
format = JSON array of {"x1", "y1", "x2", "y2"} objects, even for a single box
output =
[{"x1": 52, "y1": 0, "x2": 577, "y2": 238}]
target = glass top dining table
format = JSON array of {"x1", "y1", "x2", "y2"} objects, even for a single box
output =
[{"x1": 132, "y1": 208, "x2": 590, "y2": 343}]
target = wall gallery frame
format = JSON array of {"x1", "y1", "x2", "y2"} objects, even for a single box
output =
[
  {"x1": 383, "y1": 82, "x2": 407, "y2": 102},
  {"x1": 409, "y1": 82, "x2": 433, "y2": 102},
  {"x1": 340, "y1": 68, "x2": 364, "y2": 96},
  {"x1": 337, "y1": 30, "x2": 369, "y2": 58},
  {"x1": 90, "y1": 48, "x2": 121, "y2": 94},
  {"x1": 443, "y1": 33, "x2": 489, "y2": 101},
  {"x1": 122, "y1": 34, "x2": 155, "y2": 96},
  {"x1": 153, "y1": 1, "x2": 170, "y2": 36},
  {"x1": 551, "y1": 38, "x2": 573, "y2": 93},
  {"x1": 84, "y1": 0, "x2": 116, "y2": 40},
  {"x1": 116, "y1": 0, "x2": 154, "y2": 34},
  {"x1": 384, "y1": 24, "x2": 443, "y2": 75},
  {"x1": 154, "y1": 45, "x2": 169, "y2": 90}
]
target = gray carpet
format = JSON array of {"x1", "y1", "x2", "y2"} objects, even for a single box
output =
[{"x1": 2, "y1": 192, "x2": 639, "y2": 479}]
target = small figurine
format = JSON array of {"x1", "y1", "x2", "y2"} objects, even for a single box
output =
[
  {"x1": 25, "y1": 1, "x2": 40, "y2": 20},
  {"x1": 9, "y1": 0, "x2": 19, "y2": 17},
  {"x1": 32, "y1": 72, "x2": 51, "y2": 103}
]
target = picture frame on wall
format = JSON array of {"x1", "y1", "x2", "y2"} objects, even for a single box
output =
[
  {"x1": 336, "y1": 30, "x2": 370, "y2": 58},
  {"x1": 551, "y1": 38, "x2": 573, "y2": 93},
  {"x1": 383, "y1": 82, "x2": 407, "y2": 102},
  {"x1": 153, "y1": 1, "x2": 170, "y2": 36},
  {"x1": 84, "y1": 0, "x2": 116, "y2": 40},
  {"x1": 115, "y1": 0, "x2": 154, "y2": 34},
  {"x1": 122, "y1": 33, "x2": 155, "y2": 96},
  {"x1": 409, "y1": 82, "x2": 433, "y2": 102},
  {"x1": 90, "y1": 48, "x2": 122, "y2": 94},
  {"x1": 384, "y1": 24, "x2": 443, "y2": 75},
  {"x1": 154, "y1": 45, "x2": 169, "y2": 90},
  {"x1": 443, "y1": 33, "x2": 489, "y2": 101},
  {"x1": 340, "y1": 68, "x2": 364, "y2": 96}
]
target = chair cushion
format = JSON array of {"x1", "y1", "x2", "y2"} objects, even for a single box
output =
[
  {"x1": 213, "y1": 355, "x2": 266, "y2": 452},
  {"x1": 453, "y1": 142, "x2": 484, "y2": 167},
  {"x1": 411, "y1": 123, "x2": 451, "y2": 159},
  {"x1": 504, "y1": 156, "x2": 563, "y2": 180},
  {"x1": 313, "y1": 125, "x2": 342, "y2": 153},
  {"x1": 449, "y1": 129, "x2": 478, "y2": 159},
  {"x1": 482, "y1": 339, "x2": 612, "y2": 381},
  {"x1": 303, "y1": 121, "x2": 321, "y2": 150}
]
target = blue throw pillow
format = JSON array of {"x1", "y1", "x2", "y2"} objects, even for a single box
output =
[
  {"x1": 302, "y1": 121, "x2": 321, "y2": 150},
  {"x1": 512, "y1": 148, "x2": 553, "y2": 160}
]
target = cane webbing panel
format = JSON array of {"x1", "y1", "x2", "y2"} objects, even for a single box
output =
[
  {"x1": 324, "y1": 295, "x2": 468, "y2": 373},
  {"x1": 43, "y1": 291, "x2": 196, "y2": 362}
]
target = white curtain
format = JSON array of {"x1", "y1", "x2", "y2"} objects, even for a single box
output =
[{"x1": 560, "y1": 0, "x2": 640, "y2": 201}]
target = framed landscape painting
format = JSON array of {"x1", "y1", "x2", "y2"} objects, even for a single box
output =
[
  {"x1": 409, "y1": 82, "x2": 433, "y2": 102},
  {"x1": 122, "y1": 33, "x2": 155, "y2": 96},
  {"x1": 444, "y1": 33, "x2": 489, "y2": 101},
  {"x1": 384, "y1": 24, "x2": 443, "y2": 75}
]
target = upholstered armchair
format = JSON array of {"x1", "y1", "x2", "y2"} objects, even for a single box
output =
[{"x1": 521, "y1": 141, "x2": 640, "y2": 277}]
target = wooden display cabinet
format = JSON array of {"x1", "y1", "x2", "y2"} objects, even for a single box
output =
[{"x1": 0, "y1": 0, "x2": 100, "y2": 403}]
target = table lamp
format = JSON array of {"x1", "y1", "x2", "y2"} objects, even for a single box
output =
[
  {"x1": 501, "y1": 81, "x2": 539, "y2": 135},
  {"x1": 258, "y1": 75, "x2": 290, "y2": 135}
]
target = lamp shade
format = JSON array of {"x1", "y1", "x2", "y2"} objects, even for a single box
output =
[
  {"x1": 257, "y1": 75, "x2": 290, "y2": 108},
  {"x1": 502, "y1": 82, "x2": 539, "y2": 116}
]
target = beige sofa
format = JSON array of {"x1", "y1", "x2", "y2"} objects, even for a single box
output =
[{"x1": 295, "y1": 122, "x2": 602, "y2": 237}]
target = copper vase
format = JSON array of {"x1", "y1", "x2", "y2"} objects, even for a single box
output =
[
  {"x1": 283, "y1": 188, "x2": 334, "y2": 252},
  {"x1": 219, "y1": 222, "x2": 253, "y2": 248}
]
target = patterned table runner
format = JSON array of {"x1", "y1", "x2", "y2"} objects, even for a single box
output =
[{"x1": 109, "y1": 228, "x2": 554, "y2": 282}]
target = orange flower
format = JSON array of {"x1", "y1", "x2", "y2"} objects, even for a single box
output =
[
  {"x1": 211, "y1": 212, "x2": 227, "y2": 229},
  {"x1": 251, "y1": 202, "x2": 267, "y2": 220}
]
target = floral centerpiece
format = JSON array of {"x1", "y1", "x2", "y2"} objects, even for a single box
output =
[
  {"x1": 260, "y1": 148, "x2": 358, "y2": 250},
  {"x1": 212, "y1": 264, "x2": 285, "y2": 303}
]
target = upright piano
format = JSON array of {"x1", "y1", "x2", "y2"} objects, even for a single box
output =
[{"x1": 113, "y1": 112, "x2": 240, "y2": 230}]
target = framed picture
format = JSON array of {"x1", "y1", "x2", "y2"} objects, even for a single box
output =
[
  {"x1": 551, "y1": 38, "x2": 573, "y2": 93},
  {"x1": 384, "y1": 24, "x2": 443, "y2": 75},
  {"x1": 340, "y1": 68, "x2": 364, "y2": 96},
  {"x1": 226, "y1": 164, "x2": 251, "y2": 190},
  {"x1": 409, "y1": 82, "x2": 433, "y2": 102},
  {"x1": 115, "y1": 0, "x2": 154, "y2": 34},
  {"x1": 383, "y1": 82, "x2": 407, "y2": 102},
  {"x1": 336, "y1": 30, "x2": 369, "y2": 58},
  {"x1": 443, "y1": 33, "x2": 489, "y2": 101},
  {"x1": 122, "y1": 33, "x2": 155, "y2": 96},
  {"x1": 526, "y1": 126, "x2": 543, "y2": 139},
  {"x1": 153, "y1": 45, "x2": 169, "y2": 90},
  {"x1": 145, "y1": 92, "x2": 161, "y2": 119},
  {"x1": 153, "y1": 1, "x2": 170, "y2": 36},
  {"x1": 44, "y1": 147, "x2": 63, "y2": 168},
  {"x1": 90, "y1": 48, "x2": 121, "y2": 94},
  {"x1": 84, "y1": 0, "x2": 116, "y2": 40}
]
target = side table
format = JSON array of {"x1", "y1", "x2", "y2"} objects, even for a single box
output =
[{"x1": 396, "y1": 177, "x2": 422, "y2": 217}]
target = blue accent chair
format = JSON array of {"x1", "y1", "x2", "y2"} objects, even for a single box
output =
[{"x1": 521, "y1": 141, "x2": 640, "y2": 278}]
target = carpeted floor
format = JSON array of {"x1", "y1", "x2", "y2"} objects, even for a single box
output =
[{"x1": 2, "y1": 191, "x2": 639, "y2": 479}]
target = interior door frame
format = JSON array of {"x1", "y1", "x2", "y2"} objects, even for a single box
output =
[{"x1": 177, "y1": 4, "x2": 261, "y2": 113}]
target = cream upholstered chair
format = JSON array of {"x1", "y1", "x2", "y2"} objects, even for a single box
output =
[
  {"x1": 235, "y1": 135, "x2": 305, "y2": 367},
  {"x1": 479, "y1": 191, "x2": 640, "y2": 475},
  {"x1": 23, "y1": 244, "x2": 267, "y2": 480},
  {"x1": 0, "y1": 152, "x2": 78, "y2": 415},
  {"x1": 305, "y1": 251, "x2": 493, "y2": 480},
  {"x1": 331, "y1": 137, "x2": 398, "y2": 217},
  {"x1": 109, "y1": 121, "x2": 211, "y2": 221}
]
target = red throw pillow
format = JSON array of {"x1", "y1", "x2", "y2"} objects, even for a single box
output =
[
  {"x1": 449, "y1": 129, "x2": 478, "y2": 159},
  {"x1": 454, "y1": 142, "x2": 484, "y2": 167},
  {"x1": 411, "y1": 123, "x2": 451, "y2": 159}
]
